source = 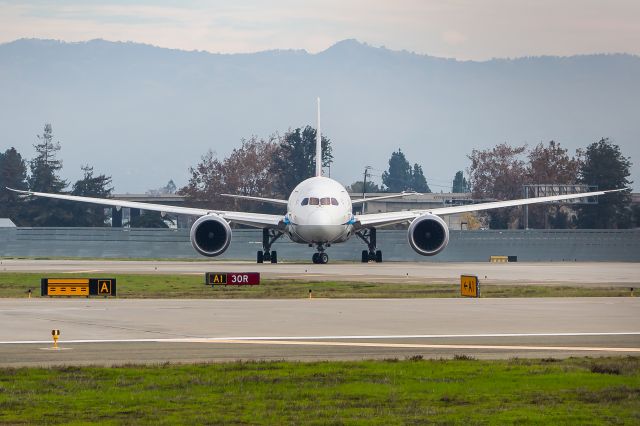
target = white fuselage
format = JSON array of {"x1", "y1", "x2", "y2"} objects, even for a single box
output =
[{"x1": 285, "y1": 176, "x2": 355, "y2": 244}]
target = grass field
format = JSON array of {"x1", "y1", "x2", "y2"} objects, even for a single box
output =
[
  {"x1": 0, "y1": 357, "x2": 638, "y2": 424},
  {"x1": 0, "y1": 272, "x2": 634, "y2": 299}
]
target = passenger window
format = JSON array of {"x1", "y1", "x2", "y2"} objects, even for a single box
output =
[
  {"x1": 301, "y1": 198, "x2": 309, "y2": 206},
  {"x1": 309, "y1": 197, "x2": 319, "y2": 205},
  {"x1": 331, "y1": 198, "x2": 339, "y2": 206},
  {"x1": 321, "y1": 197, "x2": 330, "y2": 205}
]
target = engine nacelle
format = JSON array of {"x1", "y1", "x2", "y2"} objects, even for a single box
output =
[
  {"x1": 407, "y1": 213, "x2": 450, "y2": 256},
  {"x1": 190, "y1": 215, "x2": 232, "y2": 257}
]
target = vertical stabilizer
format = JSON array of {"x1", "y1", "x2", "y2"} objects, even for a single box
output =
[{"x1": 315, "y1": 97, "x2": 322, "y2": 177}]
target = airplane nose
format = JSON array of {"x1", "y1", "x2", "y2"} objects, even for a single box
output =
[{"x1": 307, "y1": 209, "x2": 333, "y2": 226}]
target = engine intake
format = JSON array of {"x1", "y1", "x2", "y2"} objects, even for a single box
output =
[
  {"x1": 190, "y1": 215, "x2": 232, "y2": 257},
  {"x1": 408, "y1": 213, "x2": 449, "y2": 256}
]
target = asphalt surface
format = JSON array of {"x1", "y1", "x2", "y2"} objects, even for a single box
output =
[
  {"x1": 1, "y1": 297, "x2": 638, "y2": 366},
  {"x1": 2, "y1": 259, "x2": 639, "y2": 286}
]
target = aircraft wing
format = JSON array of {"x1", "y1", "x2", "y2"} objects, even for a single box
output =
[
  {"x1": 220, "y1": 194, "x2": 288, "y2": 206},
  {"x1": 7, "y1": 188, "x2": 284, "y2": 229},
  {"x1": 351, "y1": 191, "x2": 419, "y2": 205},
  {"x1": 355, "y1": 188, "x2": 626, "y2": 228}
]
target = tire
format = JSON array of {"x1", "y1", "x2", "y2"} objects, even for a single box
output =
[
  {"x1": 264, "y1": 252, "x2": 271, "y2": 262},
  {"x1": 375, "y1": 250, "x2": 383, "y2": 263},
  {"x1": 312, "y1": 253, "x2": 319, "y2": 264},
  {"x1": 368, "y1": 251, "x2": 376, "y2": 261},
  {"x1": 271, "y1": 251, "x2": 278, "y2": 264},
  {"x1": 257, "y1": 251, "x2": 264, "y2": 263},
  {"x1": 319, "y1": 252, "x2": 329, "y2": 264},
  {"x1": 361, "y1": 250, "x2": 368, "y2": 263}
]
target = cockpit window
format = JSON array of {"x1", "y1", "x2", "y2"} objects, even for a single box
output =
[
  {"x1": 331, "y1": 198, "x2": 339, "y2": 206},
  {"x1": 301, "y1": 198, "x2": 309, "y2": 206},
  {"x1": 309, "y1": 197, "x2": 319, "y2": 205},
  {"x1": 320, "y1": 197, "x2": 331, "y2": 205}
]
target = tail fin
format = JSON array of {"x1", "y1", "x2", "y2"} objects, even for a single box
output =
[{"x1": 315, "y1": 97, "x2": 322, "y2": 177}]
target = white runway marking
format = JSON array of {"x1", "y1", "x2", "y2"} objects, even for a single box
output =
[
  {"x1": 211, "y1": 340, "x2": 640, "y2": 353},
  {"x1": 1, "y1": 331, "x2": 639, "y2": 346}
]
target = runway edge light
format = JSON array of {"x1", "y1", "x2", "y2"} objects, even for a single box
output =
[
  {"x1": 51, "y1": 329, "x2": 60, "y2": 349},
  {"x1": 460, "y1": 275, "x2": 480, "y2": 298}
]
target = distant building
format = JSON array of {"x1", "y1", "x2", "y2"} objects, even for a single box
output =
[{"x1": 349, "y1": 192, "x2": 490, "y2": 229}]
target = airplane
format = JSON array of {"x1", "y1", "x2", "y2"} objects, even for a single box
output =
[{"x1": 8, "y1": 99, "x2": 625, "y2": 264}]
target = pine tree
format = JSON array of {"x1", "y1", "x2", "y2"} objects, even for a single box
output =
[
  {"x1": 0, "y1": 147, "x2": 29, "y2": 225},
  {"x1": 577, "y1": 138, "x2": 632, "y2": 228},
  {"x1": 410, "y1": 164, "x2": 431, "y2": 193},
  {"x1": 382, "y1": 149, "x2": 411, "y2": 192},
  {"x1": 452, "y1": 171, "x2": 469, "y2": 193},
  {"x1": 271, "y1": 126, "x2": 333, "y2": 196},
  {"x1": 70, "y1": 165, "x2": 113, "y2": 226},
  {"x1": 24, "y1": 124, "x2": 71, "y2": 226}
]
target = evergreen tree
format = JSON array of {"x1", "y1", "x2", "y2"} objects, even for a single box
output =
[
  {"x1": 347, "y1": 180, "x2": 382, "y2": 193},
  {"x1": 271, "y1": 126, "x2": 333, "y2": 196},
  {"x1": 577, "y1": 138, "x2": 632, "y2": 228},
  {"x1": 25, "y1": 124, "x2": 71, "y2": 226},
  {"x1": 410, "y1": 163, "x2": 431, "y2": 193},
  {"x1": 452, "y1": 171, "x2": 469, "y2": 193},
  {"x1": 382, "y1": 149, "x2": 411, "y2": 192},
  {"x1": 70, "y1": 165, "x2": 113, "y2": 226},
  {"x1": 0, "y1": 147, "x2": 29, "y2": 225}
]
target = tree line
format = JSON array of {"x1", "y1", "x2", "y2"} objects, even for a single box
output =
[
  {"x1": 1, "y1": 123, "x2": 636, "y2": 229},
  {"x1": 0, "y1": 124, "x2": 114, "y2": 227},
  {"x1": 467, "y1": 139, "x2": 635, "y2": 229}
]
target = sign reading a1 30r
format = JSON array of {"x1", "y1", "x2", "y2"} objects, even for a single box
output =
[{"x1": 205, "y1": 272, "x2": 260, "y2": 286}]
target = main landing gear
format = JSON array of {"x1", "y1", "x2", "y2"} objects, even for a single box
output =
[
  {"x1": 257, "y1": 228, "x2": 283, "y2": 264},
  {"x1": 356, "y1": 228, "x2": 383, "y2": 263},
  {"x1": 312, "y1": 244, "x2": 329, "y2": 264}
]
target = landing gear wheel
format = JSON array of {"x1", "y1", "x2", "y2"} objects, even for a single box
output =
[
  {"x1": 312, "y1": 253, "x2": 319, "y2": 264},
  {"x1": 356, "y1": 228, "x2": 381, "y2": 265},
  {"x1": 319, "y1": 252, "x2": 329, "y2": 264},
  {"x1": 259, "y1": 228, "x2": 283, "y2": 264}
]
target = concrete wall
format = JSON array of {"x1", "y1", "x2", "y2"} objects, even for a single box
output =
[{"x1": 1, "y1": 227, "x2": 639, "y2": 262}]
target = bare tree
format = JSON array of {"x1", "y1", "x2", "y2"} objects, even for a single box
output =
[{"x1": 468, "y1": 143, "x2": 527, "y2": 229}]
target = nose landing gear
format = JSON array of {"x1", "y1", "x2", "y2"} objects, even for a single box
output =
[{"x1": 312, "y1": 244, "x2": 329, "y2": 264}]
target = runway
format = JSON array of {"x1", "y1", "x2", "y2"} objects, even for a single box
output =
[
  {"x1": 2, "y1": 259, "x2": 639, "y2": 285},
  {"x1": 1, "y1": 298, "x2": 638, "y2": 366}
]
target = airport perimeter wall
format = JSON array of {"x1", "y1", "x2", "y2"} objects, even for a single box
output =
[{"x1": 1, "y1": 227, "x2": 639, "y2": 262}]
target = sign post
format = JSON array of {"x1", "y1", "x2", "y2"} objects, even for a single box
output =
[{"x1": 460, "y1": 275, "x2": 480, "y2": 298}]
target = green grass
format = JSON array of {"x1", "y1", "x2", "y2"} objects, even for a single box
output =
[
  {"x1": 0, "y1": 272, "x2": 635, "y2": 299},
  {"x1": 0, "y1": 357, "x2": 638, "y2": 424}
]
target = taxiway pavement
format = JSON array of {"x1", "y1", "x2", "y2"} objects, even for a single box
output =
[
  {"x1": 1, "y1": 297, "x2": 638, "y2": 366},
  {"x1": 1, "y1": 259, "x2": 639, "y2": 286}
]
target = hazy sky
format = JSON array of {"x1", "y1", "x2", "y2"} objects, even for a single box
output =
[{"x1": 1, "y1": 0, "x2": 639, "y2": 60}]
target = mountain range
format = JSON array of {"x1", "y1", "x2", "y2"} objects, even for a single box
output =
[{"x1": 1, "y1": 38, "x2": 638, "y2": 193}]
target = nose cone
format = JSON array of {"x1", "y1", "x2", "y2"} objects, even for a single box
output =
[
  {"x1": 292, "y1": 209, "x2": 345, "y2": 243},
  {"x1": 307, "y1": 209, "x2": 334, "y2": 226}
]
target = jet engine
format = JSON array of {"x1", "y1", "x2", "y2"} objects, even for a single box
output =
[
  {"x1": 407, "y1": 213, "x2": 450, "y2": 256},
  {"x1": 190, "y1": 215, "x2": 232, "y2": 257}
]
